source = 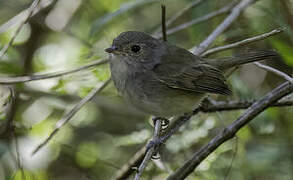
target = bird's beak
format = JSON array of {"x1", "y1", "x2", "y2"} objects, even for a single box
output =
[{"x1": 105, "y1": 46, "x2": 118, "y2": 53}]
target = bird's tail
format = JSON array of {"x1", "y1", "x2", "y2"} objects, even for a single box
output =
[{"x1": 206, "y1": 50, "x2": 279, "y2": 70}]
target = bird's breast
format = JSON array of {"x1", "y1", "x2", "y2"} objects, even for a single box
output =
[{"x1": 109, "y1": 56, "x2": 148, "y2": 98}]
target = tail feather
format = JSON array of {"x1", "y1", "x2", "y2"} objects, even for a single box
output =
[{"x1": 206, "y1": 50, "x2": 279, "y2": 70}]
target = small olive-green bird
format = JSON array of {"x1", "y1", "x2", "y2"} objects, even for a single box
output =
[{"x1": 105, "y1": 31, "x2": 277, "y2": 117}]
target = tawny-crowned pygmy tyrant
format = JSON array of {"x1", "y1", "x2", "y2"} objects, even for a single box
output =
[{"x1": 105, "y1": 31, "x2": 277, "y2": 117}]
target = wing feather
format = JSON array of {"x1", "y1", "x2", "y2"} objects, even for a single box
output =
[{"x1": 153, "y1": 44, "x2": 231, "y2": 95}]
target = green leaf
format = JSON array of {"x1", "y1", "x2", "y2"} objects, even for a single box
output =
[
  {"x1": 0, "y1": 61, "x2": 22, "y2": 74},
  {"x1": 270, "y1": 39, "x2": 293, "y2": 67},
  {"x1": 75, "y1": 142, "x2": 99, "y2": 168}
]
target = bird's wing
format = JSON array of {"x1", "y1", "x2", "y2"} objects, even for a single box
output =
[{"x1": 153, "y1": 45, "x2": 231, "y2": 95}]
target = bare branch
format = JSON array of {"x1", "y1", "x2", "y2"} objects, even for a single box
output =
[
  {"x1": 114, "y1": 147, "x2": 146, "y2": 180},
  {"x1": 153, "y1": 0, "x2": 204, "y2": 36},
  {"x1": 166, "y1": 81, "x2": 293, "y2": 180},
  {"x1": 199, "y1": 98, "x2": 293, "y2": 111},
  {"x1": 160, "y1": 95, "x2": 293, "y2": 144},
  {"x1": 161, "y1": 5, "x2": 167, "y2": 42},
  {"x1": 254, "y1": 62, "x2": 293, "y2": 84},
  {"x1": 157, "y1": 2, "x2": 235, "y2": 38},
  {"x1": 32, "y1": 78, "x2": 111, "y2": 155},
  {"x1": 113, "y1": 98, "x2": 293, "y2": 179},
  {"x1": 134, "y1": 120, "x2": 162, "y2": 180},
  {"x1": 0, "y1": 0, "x2": 55, "y2": 34},
  {"x1": 201, "y1": 28, "x2": 284, "y2": 57},
  {"x1": 193, "y1": 0, "x2": 255, "y2": 55},
  {"x1": 0, "y1": 0, "x2": 42, "y2": 59},
  {"x1": 0, "y1": 58, "x2": 109, "y2": 84}
]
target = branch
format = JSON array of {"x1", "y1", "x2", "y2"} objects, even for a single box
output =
[
  {"x1": 193, "y1": 0, "x2": 255, "y2": 55},
  {"x1": 166, "y1": 81, "x2": 293, "y2": 180},
  {"x1": 113, "y1": 98, "x2": 293, "y2": 179},
  {"x1": 0, "y1": 0, "x2": 41, "y2": 59},
  {"x1": 158, "y1": 2, "x2": 235, "y2": 38},
  {"x1": 0, "y1": 0, "x2": 55, "y2": 34},
  {"x1": 134, "y1": 120, "x2": 162, "y2": 180},
  {"x1": 153, "y1": 0, "x2": 204, "y2": 36},
  {"x1": 0, "y1": 58, "x2": 109, "y2": 84},
  {"x1": 32, "y1": 78, "x2": 111, "y2": 155},
  {"x1": 161, "y1": 5, "x2": 167, "y2": 41},
  {"x1": 201, "y1": 28, "x2": 284, "y2": 57},
  {"x1": 199, "y1": 98, "x2": 293, "y2": 111},
  {"x1": 114, "y1": 147, "x2": 147, "y2": 180},
  {"x1": 254, "y1": 62, "x2": 293, "y2": 84}
]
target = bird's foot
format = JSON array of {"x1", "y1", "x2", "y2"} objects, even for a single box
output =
[
  {"x1": 146, "y1": 138, "x2": 163, "y2": 159},
  {"x1": 152, "y1": 117, "x2": 169, "y2": 131}
]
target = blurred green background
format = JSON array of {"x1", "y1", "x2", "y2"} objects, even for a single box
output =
[{"x1": 0, "y1": 0, "x2": 293, "y2": 179}]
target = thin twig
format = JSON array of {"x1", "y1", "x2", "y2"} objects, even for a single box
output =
[
  {"x1": 134, "y1": 120, "x2": 162, "y2": 180},
  {"x1": 199, "y1": 98, "x2": 293, "y2": 111},
  {"x1": 157, "y1": 2, "x2": 235, "y2": 38},
  {"x1": 32, "y1": 78, "x2": 111, "y2": 155},
  {"x1": 161, "y1": 5, "x2": 167, "y2": 41},
  {"x1": 193, "y1": 0, "x2": 255, "y2": 55},
  {"x1": 0, "y1": 58, "x2": 109, "y2": 84},
  {"x1": 201, "y1": 28, "x2": 284, "y2": 57},
  {"x1": 160, "y1": 96, "x2": 293, "y2": 144},
  {"x1": 153, "y1": 0, "x2": 204, "y2": 36},
  {"x1": 167, "y1": 81, "x2": 293, "y2": 180},
  {"x1": 114, "y1": 147, "x2": 147, "y2": 180},
  {"x1": 0, "y1": 0, "x2": 41, "y2": 60},
  {"x1": 0, "y1": 0, "x2": 55, "y2": 34},
  {"x1": 254, "y1": 62, "x2": 293, "y2": 84},
  {"x1": 113, "y1": 98, "x2": 293, "y2": 179}
]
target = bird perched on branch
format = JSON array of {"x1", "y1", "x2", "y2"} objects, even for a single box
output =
[{"x1": 105, "y1": 31, "x2": 277, "y2": 117}]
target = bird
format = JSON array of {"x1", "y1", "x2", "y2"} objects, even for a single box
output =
[{"x1": 105, "y1": 31, "x2": 278, "y2": 118}]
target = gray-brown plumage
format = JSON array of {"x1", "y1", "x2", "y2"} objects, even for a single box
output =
[{"x1": 105, "y1": 31, "x2": 278, "y2": 116}]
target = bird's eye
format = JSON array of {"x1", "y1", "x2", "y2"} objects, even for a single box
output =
[{"x1": 131, "y1": 45, "x2": 141, "y2": 53}]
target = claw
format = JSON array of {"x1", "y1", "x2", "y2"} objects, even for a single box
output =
[
  {"x1": 131, "y1": 167, "x2": 139, "y2": 172},
  {"x1": 151, "y1": 153, "x2": 160, "y2": 160},
  {"x1": 146, "y1": 138, "x2": 164, "y2": 159},
  {"x1": 146, "y1": 138, "x2": 163, "y2": 150},
  {"x1": 152, "y1": 117, "x2": 170, "y2": 131},
  {"x1": 161, "y1": 118, "x2": 169, "y2": 130}
]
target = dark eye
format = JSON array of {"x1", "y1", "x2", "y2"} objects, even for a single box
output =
[{"x1": 131, "y1": 45, "x2": 141, "y2": 53}]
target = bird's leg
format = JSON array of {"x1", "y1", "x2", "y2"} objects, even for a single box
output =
[
  {"x1": 146, "y1": 138, "x2": 163, "y2": 160},
  {"x1": 152, "y1": 117, "x2": 169, "y2": 131},
  {"x1": 147, "y1": 117, "x2": 169, "y2": 159}
]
